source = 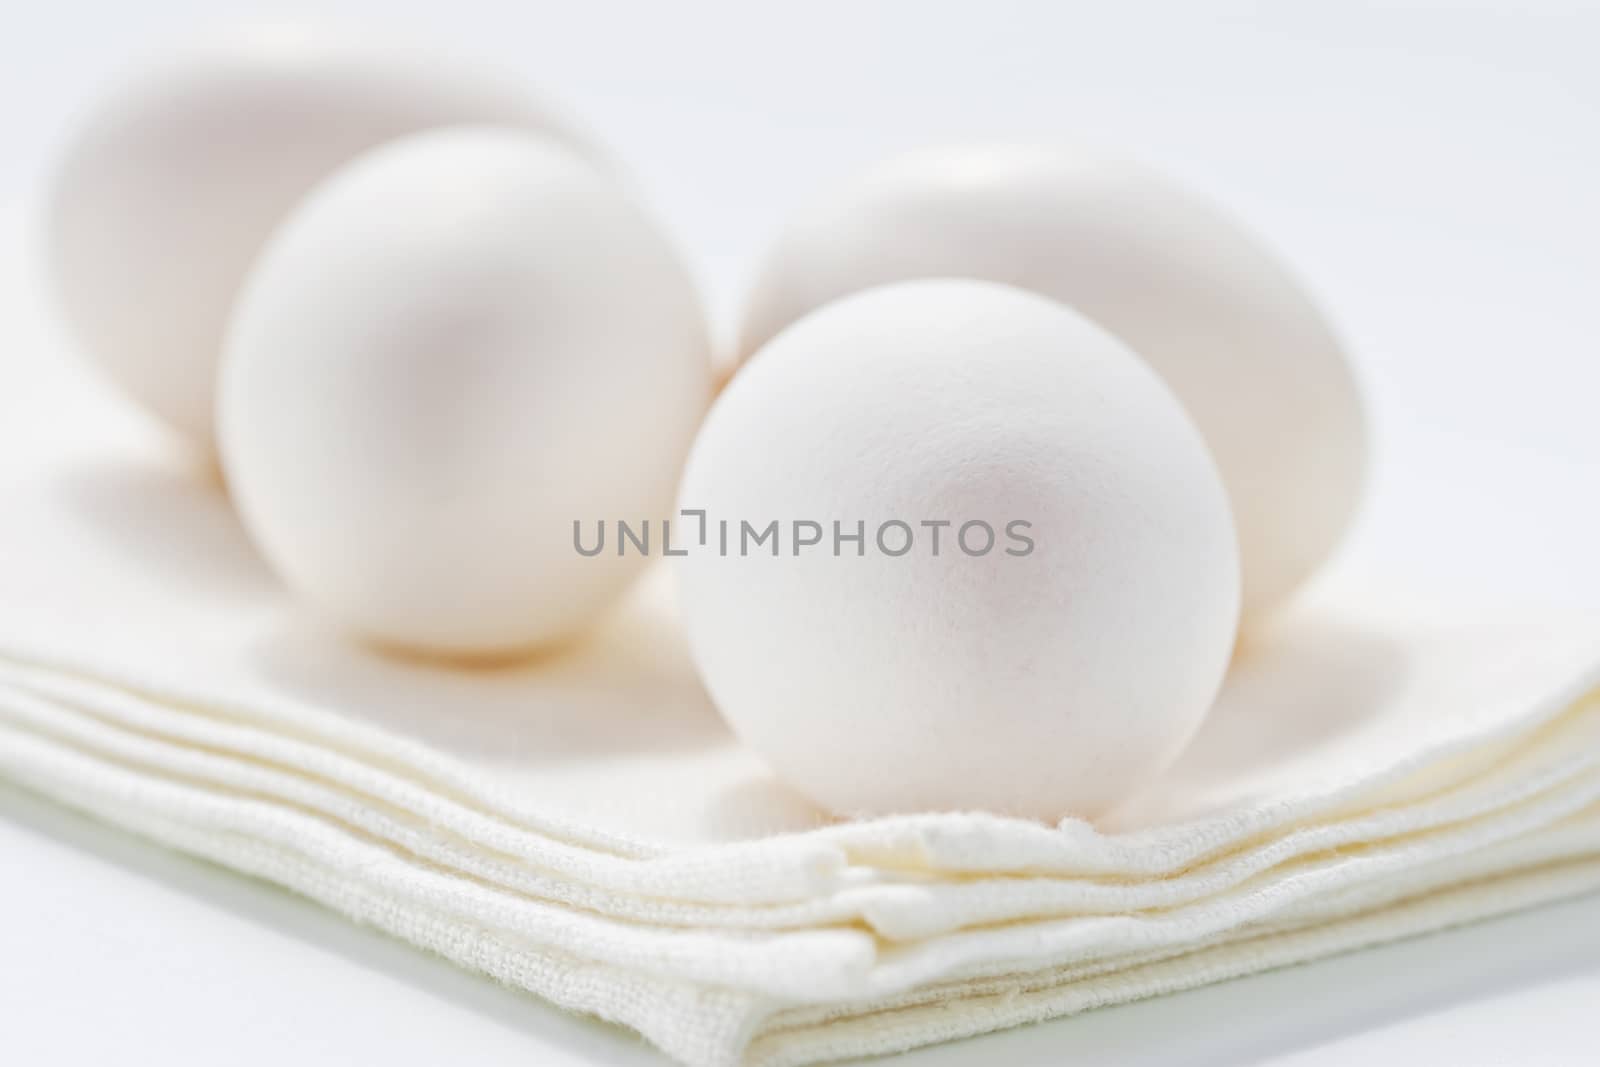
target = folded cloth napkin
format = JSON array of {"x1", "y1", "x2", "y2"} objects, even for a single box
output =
[{"x1": 4, "y1": 226, "x2": 1600, "y2": 1066}]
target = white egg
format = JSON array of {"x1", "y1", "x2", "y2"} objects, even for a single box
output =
[
  {"x1": 219, "y1": 128, "x2": 710, "y2": 656},
  {"x1": 47, "y1": 22, "x2": 600, "y2": 452},
  {"x1": 737, "y1": 143, "x2": 1366, "y2": 625},
  {"x1": 678, "y1": 280, "x2": 1240, "y2": 820}
]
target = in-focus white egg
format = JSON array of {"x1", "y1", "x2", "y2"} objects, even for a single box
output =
[
  {"x1": 219, "y1": 128, "x2": 710, "y2": 657},
  {"x1": 47, "y1": 22, "x2": 601, "y2": 452},
  {"x1": 737, "y1": 143, "x2": 1366, "y2": 625},
  {"x1": 678, "y1": 280, "x2": 1240, "y2": 820}
]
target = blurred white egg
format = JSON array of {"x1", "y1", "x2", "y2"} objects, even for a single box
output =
[
  {"x1": 47, "y1": 22, "x2": 601, "y2": 452},
  {"x1": 219, "y1": 128, "x2": 709, "y2": 656},
  {"x1": 737, "y1": 143, "x2": 1366, "y2": 625},
  {"x1": 678, "y1": 280, "x2": 1240, "y2": 820}
]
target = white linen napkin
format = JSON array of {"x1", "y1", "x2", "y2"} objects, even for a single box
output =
[{"x1": 4, "y1": 218, "x2": 1599, "y2": 1067}]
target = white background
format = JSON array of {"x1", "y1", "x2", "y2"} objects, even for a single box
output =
[{"x1": 3, "y1": 1, "x2": 1600, "y2": 1064}]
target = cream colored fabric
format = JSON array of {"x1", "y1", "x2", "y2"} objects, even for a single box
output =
[{"x1": 4, "y1": 230, "x2": 1600, "y2": 1066}]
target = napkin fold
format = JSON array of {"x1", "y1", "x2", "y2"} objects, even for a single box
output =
[
  {"x1": 4, "y1": 231, "x2": 1600, "y2": 1066},
  {"x1": 4, "y1": 578, "x2": 1600, "y2": 1067}
]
